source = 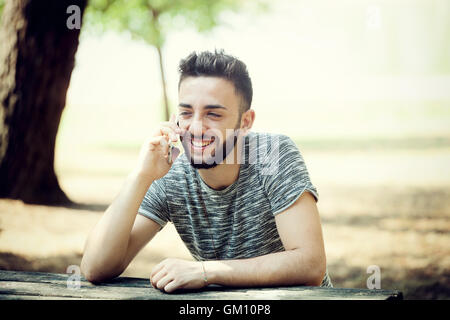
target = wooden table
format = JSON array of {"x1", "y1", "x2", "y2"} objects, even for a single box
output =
[{"x1": 0, "y1": 270, "x2": 402, "y2": 300}]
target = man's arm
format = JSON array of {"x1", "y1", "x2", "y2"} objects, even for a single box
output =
[
  {"x1": 80, "y1": 172, "x2": 160, "y2": 282},
  {"x1": 207, "y1": 191, "x2": 326, "y2": 286},
  {"x1": 151, "y1": 191, "x2": 327, "y2": 292},
  {"x1": 81, "y1": 117, "x2": 182, "y2": 283}
]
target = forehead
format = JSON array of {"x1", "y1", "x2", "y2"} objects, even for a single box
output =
[{"x1": 178, "y1": 76, "x2": 240, "y2": 109}]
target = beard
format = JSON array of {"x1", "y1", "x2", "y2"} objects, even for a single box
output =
[{"x1": 180, "y1": 128, "x2": 241, "y2": 170}]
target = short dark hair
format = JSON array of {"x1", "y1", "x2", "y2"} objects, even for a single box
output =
[{"x1": 178, "y1": 50, "x2": 253, "y2": 113}]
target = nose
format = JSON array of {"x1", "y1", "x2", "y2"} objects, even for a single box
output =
[{"x1": 187, "y1": 117, "x2": 205, "y2": 138}]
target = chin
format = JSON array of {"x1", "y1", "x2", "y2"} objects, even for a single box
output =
[
  {"x1": 190, "y1": 161, "x2": 219, "y2": 170},
  {"x1": 189, "y1": 153, "x2": 220, "y2": 169},
  {"x1": 183, "y1": 133, "x2": 238, "y2": 170}
]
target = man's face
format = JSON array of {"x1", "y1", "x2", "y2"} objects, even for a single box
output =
[{"x1": 178, "y1": 76, "x2": 242, "y2": 169}]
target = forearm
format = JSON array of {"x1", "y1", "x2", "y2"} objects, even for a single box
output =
[
  {"x1": 204, "y1": 249, "x2": 325, "y2": 287},
  {"x1": 81, "y1": 171, "x2": 153, "y2": 280}
]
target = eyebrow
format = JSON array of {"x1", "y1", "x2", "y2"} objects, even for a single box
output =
[{"x1": 178, "y1": 103, "x2": 227, "y2": 110}]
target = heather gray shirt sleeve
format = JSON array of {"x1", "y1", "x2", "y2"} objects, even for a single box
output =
[
  {"x1": 138, "y1": 178, "x2": 170, "y2": 228},
  {"x1": 261, "y1": 135, "x2": 319, "y2": 216}
]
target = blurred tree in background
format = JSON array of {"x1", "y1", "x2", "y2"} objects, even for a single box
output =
[
  {"x1": 0, "y1": 0, "x2": 265, "y2": 205},
  {"x1": 85, "y1": 0, "x2": 264, "y2": 121},
  {"x1": 0, "y1": 0, "x2": 87, "y2": 205}
]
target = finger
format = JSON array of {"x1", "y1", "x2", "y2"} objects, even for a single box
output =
[
  {"x1": 161, "y1": 119, "x2": 181, "y2": 132},
  {"x1": 156, "y1": 274, "x2": 174, "y2": 291},
  {"x1": 150, "y1": 269, "x2": 167, "y2": 288},
  {"x1": 159, "y1": 126, "x2": 178, "y2": 142},
  {"x1": 170, "y1": 114, "x2": 184, "y2": 133},
  {"x1": 164, "y1": 280, "x2": 181, "y2": 293},
  {"x1": 169, "y1": 113, "x2": 176, "y2": 125},
  {"x1": 150, "y1": 262, "x2": 165, "y2": 282},
  {"x1": 169, "y1": 113, "x2": 182, "y2": 130},
  {"x1": 160, "y1": 137, "x2": 169, "y2": 154},
  {"x1": 174, "y1": 117, "x2": 187, "y2": 135},
  {"x1": 162, "y1": 119, "x2": 183, "y2": 135},
  {"x1": 148, "y1": 135, "x2": 169, "y2": 146},
  {"x1": 148, "y1": 136, "x2": 170, "y2": 156}
]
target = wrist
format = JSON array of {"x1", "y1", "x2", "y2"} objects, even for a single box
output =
[
  {"x1": 125, "y1": 170, "x2": 155, "y2": 199},
  {"x1": 202, "y1": 260, "x2": 224, "y2": 285},
  {"x1": 200, "y1": 261, "x2": 208, "y2": 286},
  {"x1": 128, "y1": 169, "x2": 156, "y2": 185}
]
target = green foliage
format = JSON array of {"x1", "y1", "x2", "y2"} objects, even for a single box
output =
[
  {"x1": 84, "y1": 0, "x2": 265, "y2": 47},
  {"x1": 0, "y1": 0, "x2": 5, "y2": 19},
  {"x1": 82, "y1": 0, "x2": 268, "y2": 121}
]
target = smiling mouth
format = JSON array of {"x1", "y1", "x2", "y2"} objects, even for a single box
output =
[{"x1": 190, "y1": 137, "x2": 215, "y2": 149}]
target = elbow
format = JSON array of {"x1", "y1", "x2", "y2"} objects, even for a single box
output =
[
  {"x1": 81, "y1": 256, "x2": 121, "y2": 284},
  {"x1": 306, "y1": 269, "x2": 326, "y2": 287},
  {"x1": 303, "y1": 254, "x2": 327, "y2": 287},
  {"x1": 80, "y1": 259, "x2": 101, "y2": 284},
  {"x1": 82, "y1": 265, "x2": 116, "y2": 284},
  {"x1": 288, "y1": 249, "x2": 327, "y2": 287},
  {"x1": 81, "y1": 268, "x2": 101, "y2": 284}
]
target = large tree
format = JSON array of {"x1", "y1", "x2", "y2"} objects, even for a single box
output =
[
  {"x1": 0, "y1": 0, "x2": 87, "y2": 205},
  {"x1": 0, "y1": 0, "x2": 264, "y2": 206},
  {"x1": 86, "y1": 0, "x2": 263, "y2": 121}
]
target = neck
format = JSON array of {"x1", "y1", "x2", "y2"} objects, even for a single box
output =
[
  {"x1": 197, "y1": 141, "x2": 244, "y2": 190},
  {"x1": 198, "y1": 162, "x2": 240, "y2": 190}
]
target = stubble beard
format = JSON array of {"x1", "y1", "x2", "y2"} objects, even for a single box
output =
[{"x1": 181, "y1": 122, "x2": 242, "y2": 170}]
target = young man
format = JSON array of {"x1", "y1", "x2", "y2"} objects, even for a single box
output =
[{"x1": 81, "y1": 50, "x2": 332, "y2": 292}]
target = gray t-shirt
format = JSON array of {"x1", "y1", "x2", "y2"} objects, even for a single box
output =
[{"x1": 138, "y1": 132, "x2": 332, "y2": 287}]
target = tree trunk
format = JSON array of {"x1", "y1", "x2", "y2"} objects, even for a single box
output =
[
  {"x1": 0, "y1": 0, "x2": 86, "y2": 205},
  {"x1": 156, "y1": 45, "x2": 170, "y2": 122}
]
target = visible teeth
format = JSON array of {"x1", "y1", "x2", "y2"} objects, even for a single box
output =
[{"x1": 192, "y1": 140, "x2": 213, "y2": 147}]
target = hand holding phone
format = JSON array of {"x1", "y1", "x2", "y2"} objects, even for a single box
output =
[
  {"x1": 167, "y1": 116, "x2": 182, "y2": 164},
  {"x1": 134, "y1": 114, "x2": 182, "y2": 181}
]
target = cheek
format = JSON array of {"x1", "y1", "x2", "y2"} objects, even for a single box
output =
[{"x1": 216, "y1": 129, "x2": 231, "y2": 145}]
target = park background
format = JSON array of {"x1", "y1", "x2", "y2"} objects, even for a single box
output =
[{"x1": 0, "y1": 0, "x2": 449, "y2": 299}]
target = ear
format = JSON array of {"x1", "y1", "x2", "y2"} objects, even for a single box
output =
[{"x1": 239, "y1": 109, "x2": 255, "y2": 135}]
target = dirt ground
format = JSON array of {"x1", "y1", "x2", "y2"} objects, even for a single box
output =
[{"x1": 1, "y1": 147, "x2": 449, "y2": 299}]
